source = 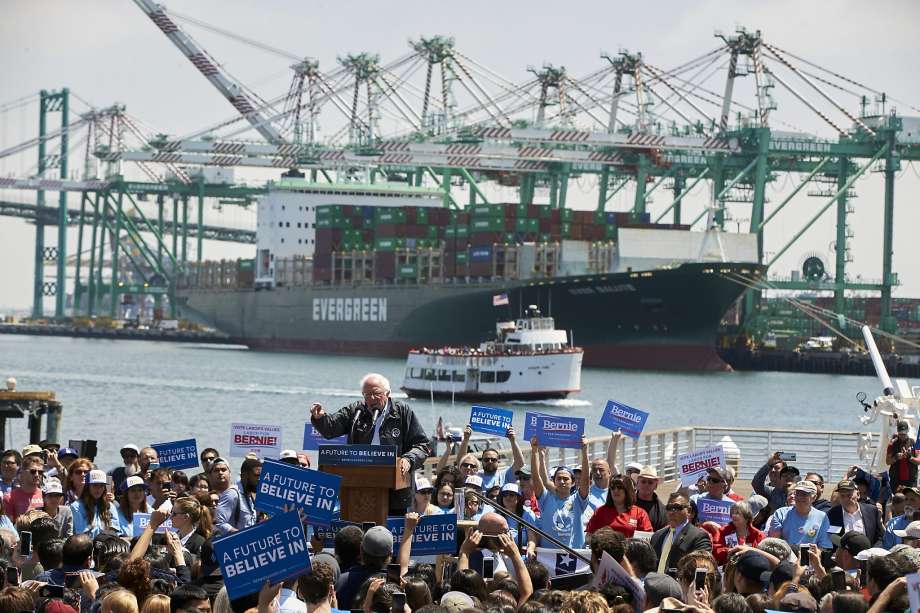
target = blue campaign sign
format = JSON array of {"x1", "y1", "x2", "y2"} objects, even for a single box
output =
[
  {"x1": 599, "y1": 400, "x2": 649, "y2": 439},
  {"x1": 302, "y1": 423, "x2": 347, "y2": 451},
  {"x1": 386, "y1": 513, "x2": 458, "y2": 556},
  {"x1": 318, "y1": 444, "x2": 397, "y2": 467},
  {"x1": 256, "y1": 459, "x2": 341, "y2": 525},
  {"x1": 215, "y1": 511, "x2": 311, "y2": 599},
  {"x1": 696, "y1": 498, "x2": 733, "y2": 526},
  {"x1": 524, "y1": 412, "x2": 551, "y2": 441},
  {"x1": 151, "y1": 439, "x2": 199, "y2": 470},
  {"x1": 132, "y1": 513, "x2": 174, "y2": 535},
  {"x1": 531, "y1": 413, "x2": 585, "y2": 449},
  {"x1": 314, "y1": 516, "x2": 359, "y2": 548},
  {"x1": 469, "y1": 405, "x2": 513, "y2": 436}
]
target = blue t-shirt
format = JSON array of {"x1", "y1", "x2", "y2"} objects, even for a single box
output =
[
  {"x1": 507, "y1": 508, "x2": 538, "y2": 547},
  {"x1": 480, "y1": 466, "x2": 514, "y2": 490},
  {"x1": 768, "y1": 505, "x2": 832, "y2": 548},
  {"x1": 884, "y1": 514, "x2": 910, "y2": 549},
  {"x1": 584, "y1": 484, "x2": 607, "y2": 526},
  {"x1": 537, "y1": 489, "x2": 589, "y2": 549}
]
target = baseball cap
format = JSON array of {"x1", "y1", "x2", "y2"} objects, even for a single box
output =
[
  {"x1": 902, "y1": 486, "x2": 920, "y2": 497},
  {"x1": 439, "y1": 591, "x2": 475, "y2": 613},
  {"x1": 835, "y1": 479, "x2": 857, "y2": 491},
  {"x1": 551, "y1": 466, "x2": 574, "y2": 479},
  {"x1": 208, "y1": 457, "x2": 229, "y2": 473},
  {"x1": 42, "y1": 478, "x2": 64, "y2": 496},
  {"x1": 415, "y1": 477, "x2": 433, "y2": 492},
  {"x1": 855, "y1": 547, "x2": 892, "y2": 561},
  {"x1": 894, "y1": 520, "x2": 920, "y2": 539},
  {"x1": 42, "y1": 601, "x2": 78, "y2": 613},
  {"x1": 779, "y1": 591, "x2": 817, "y2": 613},
  {"x1": 793, "y1": 480, "x2": 818, "y2": 495},
  {"x1": 500, "y1": 482, "x2": 521, "y2": 496},
  {"x1": 643, "y1": 572, "x2": 683, "y2": 606},
  {"x1": 707, "y1": 467, "x2": 730, "y2": 482},
  {"x1": 87, "y1": 470, "x2": 107, "y2": 485},
  {"x1": 311, "y1": 552, "x2": 341, "y2": 585},
  {"x1": 120, "y1": 444, "x2": 140, "y2": 454},
  {"x1": 515, "y1": 466, "x2": 532, "y2": 478},
  {"x1": 21, "y1": 444, "x2": 42, "y2": 458},
  {"x1": 735, "y1": 551, "x2": 771, "y2": 583},
  {"x1": 767, "y1": 561, "x2": 797, "y2": 590},
  {"x1": 361, "y1": 526, "x2": 394, "y2": 557},
  {"x1": 279, "y1": 450, "x2": 299, "y2": 465},
  {"x1": 897, "y1": 420, "x2": 910, "y2": 433},
  {"x1": 638, "y1": 465, "x2": 659, "y2": 479},
  {"x1": 124, "y1": 476, "x2": 145, "y2": 490},
  {"x1": 58, "y1": 447, "x2": 79, "y2": 459},
  {"x1": 748, "y1": 495, "x2": 768, "y2": 516},
  {"x1": 464, "y1": 475, "x2": 483, "y2": 490},
  {"x1": 832, "y1": 531, "x2": 871, "y2": 554},
  {"x1": 625, "y1": 462, "x2": 643, "y2": 473}
]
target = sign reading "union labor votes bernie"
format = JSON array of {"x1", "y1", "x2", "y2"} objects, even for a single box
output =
[
  {"x1": 385, "y1": 513, "x2": 458, "y2": 556},
  {"x1": 302, "y1": 424, "x2": 347, "y2": 451},
  {"x1": 215, "y1": 511, "x2": 311, "y2": 599},
  {"x1": 599, "y1": 400, "x2": 649, "y2": 440},
  {"x1": 696, "y1": 498, "x2": 733, "y2": 526},
  {"x1": 525, "y1": 412, "x2": 585, "y2": 449},
  {"x1": 151, "y1": 439, "x2": 199, "y2": 470},
  {"x1": 677, "y1": 445, "x2": 725, "y2": 486},
  {"x1": 255, "y1": 459, "x2": 341, "y2": 526},
  {"x1": 230, "y1": 423, "x2": 282, "y2": 458},
  {"x1": 469, "y1": 406, "x2": 514, "y2": 436}
]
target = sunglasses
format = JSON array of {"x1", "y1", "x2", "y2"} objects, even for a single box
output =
[
  {"x1": 665, "y1": 504, "x2": 688, "y2": 511},
  {"x1": 482, "y1": 458, "x2": 499, "y2": 463},
  {"x1": 460, "y1": 463, "x2": 477, "y2": 469},
  {"x1": 707, "y1": 477, "x2": 724, "y2": 483},
  {"x1": 28, "y1": 469, "x2": 44, "y2": 476}
]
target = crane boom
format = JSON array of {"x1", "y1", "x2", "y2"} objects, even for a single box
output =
[{"x1": 132, "y1": 0, "x2": 285, "y2": 144}]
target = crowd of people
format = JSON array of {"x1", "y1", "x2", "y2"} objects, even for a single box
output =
[{"x1": 0, "y1": 373, "x2": 917, "y2": 613}]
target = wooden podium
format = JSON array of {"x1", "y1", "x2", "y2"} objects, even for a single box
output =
[{"x1": 318, "y1": 444, "x2": 409, "y2": 526}]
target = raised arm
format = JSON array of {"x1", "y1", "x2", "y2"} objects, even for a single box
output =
[
  {"x1": 397, "y1": 512, "x2": 419, "y2": 577},
  {"x1": 577, "y1": 437, "x2": 590, "y2": 499},
  {"x1": 310, "y1": 402, "x2": 352, "y2": 439},
  {"x1": 129, "y1": 509, "x2": 168, "y2": 562},
  {"x1": 457, "y1": 425, "x2": 472, "y2": 462},
  {"x1": 507, "y1": 426, "x2": 525, "y2": 475},
  {"x1": 530, "y1": 437, "x2": 546, "y2": 498},
  {"x1": 606, "y1": 431, "x2": 622, "y2": 476},
  {"x1": 752, "y1": 452, "x2": 778, "y2": 498},
  {"x1": 499, "y1": 532, "x2": 533, "y2": 607},
  {"x1": 435, "y1": 438, "x2": 455, "y2": 473}
]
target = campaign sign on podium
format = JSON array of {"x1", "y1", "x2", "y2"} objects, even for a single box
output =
[{"x1": 318, "y1": 444, "x2": 407, "y2": 525}]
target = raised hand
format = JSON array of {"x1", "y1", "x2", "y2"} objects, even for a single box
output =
[{"x1": 310, "y1": 403, "x2": 325, "y2": 419}]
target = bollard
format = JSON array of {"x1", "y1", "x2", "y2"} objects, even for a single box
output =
[{"x1": 45, "y1": 401, "x2": 62, "y2": 445}]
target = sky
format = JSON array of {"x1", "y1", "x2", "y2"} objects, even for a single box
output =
[{"x1": 1, "y1": 0, "x2": 919, "y2": 312}]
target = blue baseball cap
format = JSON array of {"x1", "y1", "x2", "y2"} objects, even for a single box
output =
[
  {"x1": 551, "y1": 466, "x2": 573, "y2": 479},
  {"x1": 58, "y1": 447, "x2": 79, "y2": 459}
]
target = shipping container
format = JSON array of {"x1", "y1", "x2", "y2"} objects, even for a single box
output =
[{"x1": 470, "y1": 246, "x2": 492, "y2": 261}]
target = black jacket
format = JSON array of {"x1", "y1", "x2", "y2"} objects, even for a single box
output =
[
  {"x1": 650, "y1": 523, "x2": 712, "y2": 572},
  {"x1": 312, "y1": 398, "x2": 430, "y2": 508},
  {"x1": 636, "y1": 493, "x2": 668, "y2": 531},
  {"x1": 826, "y1": 502, "x2": 885, "y2": 548}
]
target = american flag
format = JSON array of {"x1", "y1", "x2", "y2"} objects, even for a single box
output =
[{"x1": 492, "y1": 293, "x2": 509, "y2": 306}]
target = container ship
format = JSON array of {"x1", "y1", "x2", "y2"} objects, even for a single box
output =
[{"x1": 176, "y1": 178, "x2": 762, "y2": 371}]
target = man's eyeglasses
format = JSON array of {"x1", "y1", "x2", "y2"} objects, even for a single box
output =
[
  {"x1": 665, "y1": 503, "x2": 688, "y2": 511},
  {"x1": 482, "y1": 457, "x2": 499, "y2": 463}
]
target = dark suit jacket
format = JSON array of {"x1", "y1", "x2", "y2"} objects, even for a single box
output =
[
  {"x1": 650, "y1": 523, "x2": 712, "y2": 571},
  {"x1": 826, "y1": 502, "x2": 884, "y2": 547}
]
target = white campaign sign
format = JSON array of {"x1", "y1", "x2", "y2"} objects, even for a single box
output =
[
  {"x1": 592, "y1": 551, "x2": 645, "y2": 612},
  {"x1": 907, "y1": 572, "x2": 920, "y2": 613},
  {"x1": 677, "y1": 445, "x2": 725, "y2": 486},
  {"x1": 229, "y1": 423, "x2": 282, "y2": 458}
]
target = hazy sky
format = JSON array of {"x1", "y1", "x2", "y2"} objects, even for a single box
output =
[{"x1": 1, "y1": 0, "x2": 919, "y2": 312}]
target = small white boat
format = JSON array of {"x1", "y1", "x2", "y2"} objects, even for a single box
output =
[{"x1": 401, "y1": 306, "x2": 583, "y2": 400}]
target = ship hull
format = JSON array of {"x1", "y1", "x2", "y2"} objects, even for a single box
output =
[{"x1": 176, "y1": 262, "x2": 760, "y2": 371}]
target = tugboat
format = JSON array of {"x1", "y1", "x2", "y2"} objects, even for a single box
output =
[{"x1": 401, "y1": 305, "x2": 583, "y2": 400}]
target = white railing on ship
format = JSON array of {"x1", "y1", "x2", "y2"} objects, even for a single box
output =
[{"x1": 422, "y1": 426, "x2": 868, "y2": 484}]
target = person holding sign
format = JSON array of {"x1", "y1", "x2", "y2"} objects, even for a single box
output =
[
  {"x1": 310, "y1": 373, "x2": 430, "y2": 514},
  {"x1": 711, "y1": 500, "x2": 765, "y2": 564},
  {"x1": 115, "y1": 476, "x2": 150, "y2": 538},
  {"x1": 527, "y1": 435, "x2": 590, "y2": 553},
  {"x1": 584, "y1": 474, "x2": 653, "y2": 539},
  {"x1": 70, "y1": 470, "x2": 122, "y2": 538}
]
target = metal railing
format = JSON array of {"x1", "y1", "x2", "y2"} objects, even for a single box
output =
[{"x1": 423, "y1": 425, "x2": 867, "y2": 485}]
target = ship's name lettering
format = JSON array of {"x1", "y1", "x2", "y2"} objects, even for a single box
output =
[
  {"x1": 313, "y1": 297, "x2": 388, "y2": 322},
  {"x1": 568, "y1": 284, "x2": 636, "y2": 296}
]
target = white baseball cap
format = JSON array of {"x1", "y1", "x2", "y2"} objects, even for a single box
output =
[
  {"x1": 279, "y1": 449, "x2": 298, "y2": 460},
  {"x1": 464, "y1": 475, "x2": 483, "y2": 489},
  {"x1": 42, "y1": 478, "x2": 63, "y2": 496},
  {"x1": 121, "y1": 444, "x2": 140, "y2": 454},
  {"x1": 124, "y1": 476, "x2": 145, "y2": 490},
  {"x1": 894, "y1": 520, "x2": 920, "y2": 539},
  {"x1": 500, "y1": 483, "x2": 521, "y2": 496},
  {"x1": 87, "y1": 470, "x2": 107, "y2": 485}
]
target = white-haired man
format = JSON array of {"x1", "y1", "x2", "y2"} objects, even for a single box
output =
[{"x1": 311, "y1": 373, "x2": 430, "y2": 514}]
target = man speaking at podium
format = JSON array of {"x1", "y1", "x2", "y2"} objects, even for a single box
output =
[{"x1": 311, "y1": 372, "x2": 430, "y2": 515}]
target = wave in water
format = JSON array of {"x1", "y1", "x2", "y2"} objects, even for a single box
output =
[
  {"x1": 506, "y1": 398, "x2": 592, "y2": 408},
  {"x1": 10, "y1": 369, "x2": 408, "y2": 399}
]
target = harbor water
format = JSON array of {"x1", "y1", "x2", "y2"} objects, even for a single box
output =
[{"x1": 0, "y1": 334, "x2": 886, "y2": 470}]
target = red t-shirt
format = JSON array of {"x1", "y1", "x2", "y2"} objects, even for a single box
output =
[
  {"x1": 586, "y1": 504, "x2": 653, "y2": 537},
  {"x1": 5, "y1": 487, "x2": 44, "y2": 521},
  {"x1": 888, "y1": 440, "x2": 919, "y2": 483}
]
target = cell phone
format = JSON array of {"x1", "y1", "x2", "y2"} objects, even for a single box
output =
[
  {"x1": 5, "y1": 567, "x2": 19, "y2": 586},
  {"x1": 39, "y1": 584, "x2": 64, "y2": 599},
  {"x1": 778, "y1": 452, "x2": 797, "y2": 462},
  {"x1": 41, "y1": 450, "x2": 48, "y2": 464},
  {"x1": 362, "y1": 521, "x2": 376, "y2": 533},
  {"x1": 478, "y1": 535, "x2": 500, "y2": 550},
  {"x1": 149, "y1": 462, "x2": 160, "y2": 471},
  {"x1": 106, "y1": 476, "x2": 114, "y2": 495},
  {"x1": 694, "y1": 567, "x2": 706, "y2": 589},
  {"x1": 19, "y1": 531, "x2": 32, "y2": 556},
  {"x1": 65, "y1": 572, "x2": 81, "y2": 588},
  {"x1": 161, "y1": 482, "x2": 172, "y2": 491},
  {"x1": 392, "y1": 592, "x2": 406, "y2": 613},
  {"x1": 483, "y1": 557, "x2": 495, "y2": 580},
  {"x1": 387, "y1": 563, "x2": 401, "y2": 584},
  {"x1": 798, "y1": 545, "x2": 808, "y2": 566},
  {"x1": 832, "y1": 568, "x2": 847, "y2": 591}
]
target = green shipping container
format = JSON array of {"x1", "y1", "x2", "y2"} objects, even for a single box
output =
[
  {"x1": 398, "y1": 265, "x2": 417, "y2": 278},
  {"x1": 375, "y1": 238, "x2": 398, "y2": 251},
  {"x1": 375, "y1": 209, "x2": 407, "y2": 224},
  {"x1": 471, "y1": 218, "x2": 505, "y2": 232},
  {"x1": 416, "y1": 208, "x2": 429, "y2": 224},
  {"x1": 456, "y1": 226, "x2": 469, "y2": 238},
  {"x1": 456, "y1": 252, "x2": 469, "y2": 263},
  {"x1": 426, "y1": 226, "x2": 439, "y2": 239},
  {"x1": 238, "y1": 259, "x2": 254, "y2": 271},
  {"x1": 560, "y1": 209, "x2": 574, "y2": 221}
]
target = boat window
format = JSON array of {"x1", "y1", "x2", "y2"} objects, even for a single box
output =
[
  {"x1": 437, "y1": 369, "x2": 452, "y2": 381},
  {"x1": 496, "y1": 371, "x2": 511, "y2": 383},
  {"x1": 480, "y1": 371, "x2": 496, "y2": 383},
  {"x1": 422, "y1": 369, "x2": 436, "y2": 380},
  {"x1": 451, "y1": 372, "x2": 465, "y2": 382}
]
